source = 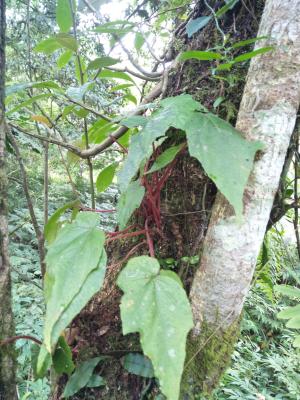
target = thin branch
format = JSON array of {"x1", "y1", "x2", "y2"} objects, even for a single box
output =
[
  {"x1": 105, "y1": 66, "x2": 161, "y2": 82},
  {"x1": 9, "y1": 123, "x2": 82, "y2": 155},
  {"x1": 7, "y1": 128, "x2": 46, "y2": 277},
  {"x1": 65, "y1": 95, "x2": 112, "y2": 121},
  {"x1": 117, "y1": 38, "x2": 163, "y2": 78}
]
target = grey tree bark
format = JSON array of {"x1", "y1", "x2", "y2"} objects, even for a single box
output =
[
  {"x1": 186, "y1": 0, "x2": 300, "y2": 394},
  {"x1": 0, "y1": 0, "x2": 17, "y2": 398}
]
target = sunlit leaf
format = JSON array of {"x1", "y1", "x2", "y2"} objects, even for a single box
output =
[
  {"x1": 96, "y1": 162, "x2": 118, "y2": 193},
  {"x1": 179, "y1": 50, "x2": 222, "y2": 61},
  {"x1": 44, "y1": 200, "x2": 80, "y2": 244},
  {"x1": 56, "y1": 0, "x2": 73, "y2": 33},
  {"x1": 233, "y1": 47, "x2": 273, "y2": 63},
  {"x1": 87, "y1": 56, "x2": 119, "y2": 70},
  {"x1": 55, "y1": 33, "x2": 78, "y2": 52},
  {"x1": 274, "y1": 285, "x2": 300, "y2": 299},
  {"x1": 57, "y1": 50, "x2": 73, "y2": 69},
  {"x1": 98, "y1": 69, "x2": 134, "y2": 83}
]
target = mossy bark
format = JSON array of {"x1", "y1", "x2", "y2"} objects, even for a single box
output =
[
  {"x1": 0, "y1": 0, "x2": 17, "y2": 398},
  {"x1": 181, "y1": 319, "x2": 240, "y2": 398}
]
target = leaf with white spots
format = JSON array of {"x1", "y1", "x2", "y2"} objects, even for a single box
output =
[
  {"x1": 117, "y1": 256, "x2": 193, "y2": 400},
  {"x1": 44, "y1": 212, "x2": 107, "y2": 352}
]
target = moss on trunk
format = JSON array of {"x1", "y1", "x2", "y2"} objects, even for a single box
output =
[{"x1": 181, "y1": 318, "x2": 241, "y2": 398}]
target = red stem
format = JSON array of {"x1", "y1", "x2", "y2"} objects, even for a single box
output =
[
  {"x1": 0, "y1": 335, "x2": 42, "y2": 347},
  {"x1": 81, "y1": 207, "x2": 116, "y2": 213},
  {"x1": 145, "y1": 218, "x2": 154, "y2": 257}
]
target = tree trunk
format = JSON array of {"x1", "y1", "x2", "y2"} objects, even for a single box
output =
[
  {"x1": 185, "y1": 0, "x2": 300, "y2": 395},
  {"x1": 0, "y1": 0, "x2": 17, "y2": 398}
]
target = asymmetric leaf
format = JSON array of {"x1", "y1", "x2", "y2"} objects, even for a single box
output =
[
  {"x1": 44, "y1": 212, "x2": 106, "y2": 352},
  {"x1": 117, "y1": 256, "x2": 193, "y2": 400},
  {"x1": 186, "y1": 112, "x2": 263, "y2": 215}
]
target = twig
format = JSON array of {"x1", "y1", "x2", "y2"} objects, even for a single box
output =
[
  {"x1": 0, "y1": 335, "x2": 42, "y2": 347},
  {"x1": 7, "y1": 128, "x2": 46, "y2": 277}
]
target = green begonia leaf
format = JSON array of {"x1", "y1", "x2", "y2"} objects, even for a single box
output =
[
  {"x1": 186, "y1": 112, "x2": 263, "y2": 215},
  {"x1": 117, "y1": 94, "x2": 202, "y2": 193},
  {"x1": 117, "y1": 256, "x2": 193, "y2": 400},
  {"x1": 117, "y1": 180, "x2": 145, "y2": 229},
  {"x1": 277, "y1": 304, "x2": 300, "y2": 320},
  {"x1": 44, "y1": 212, "x2": 106, "y2": 352}
]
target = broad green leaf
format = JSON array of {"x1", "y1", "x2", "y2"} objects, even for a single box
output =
[
  {"x1": 34, "y1": 37, "x2": 62, "y2": 54},
  {"x1": 98, "y1": 69, "x2": 134, "y2": 83},
  {"x1": 124, "y1": 93, "x2": 137, "y2": 105},
  {"x1": 88, "y1": 119, "x2": 118, "y2": 144},
  {"x1": 146, "y1": 144, "x2": 184, "y2": 175},
  {"x1": 274, "y1": 285, "x2": 300, "y2": 298},
  {"x1": 56, "y1": 0, "x2": 73, "y2": 33},
  {"x1": 53, "y1": 336, "x2": 75, "y2": 375},
  {"x1": 186, "y1": 16, "x2": 211, "y2": 38},
  {"x1": 44, "y1": 212, "x2": 107, "y2": 351},
  {"x1": 186, "y1": 112, "x2": 263, "y2": 216},
  {"x1": 232, "y1": 36, "x2": 268, "y2": 48},
  {"x1": 6, "y1": 81, "x2": 60, "y2": 96},
  {"x1": 118, "y1": 94, "x2": 203, "y2": 193},
  {"x1": 179, "y1": 50, "x2": 222, "y2": 61},
  {"x1": 110, "y1": 83, "x2": 134, "y2": 92},
  {"x1": 286, "y1": 316, "x2": 300, "y2": 329},
  {"x1": 94, "y1": 20, "x2": 135, "y2": 35},
  {"x1": 87, "y1": 56, "x2": 119, "y2": 70},
  {"x1": 216, "y1": 0, "x2": 239, "y2": 17},
  {"x1": 57, "y1": 50, "x2": 73, "y2": 69},
  {"x1": 117, "y1": 256, "x2": 193, "y2": 400},
  {"x1": 117, "y1": 180, "x2": 145, "y2": 229},
  {"x1": 44, "y1": 200, "x2": 80, "y2": 244},
  {"x1": 96, "y1": 162, "x2": 118, "y2": 193},
  {"x1": 122, "y1": 353, "x2": 154, "y2": 378},
  {"x1": 66, "y1": 82, "x2": 94, "y2": 101},
  {"x1": 62, "y1": 357, "x2": 106, "y2": 397},
  {"x1": 134, "y1": 32, "x2": 145, "y2": 52},
  {"x1": 6, "y1": 94, "x2": 51, "y2": 116},
  {"x1": 86, "y1": 374, "x2": 106, "y2": 388},
  {"x1": 120, "y1": 115, "x2": 147, "y2": 128},
  {"x1": 277, "y1": 304, "x2": 300, "y2": 320},
  {"x1": 233, "y1": 47, "x2": 273, "y2": 63},
  {"x1": 56, "y1": 33, "x2": 79, "y2": 52}
]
